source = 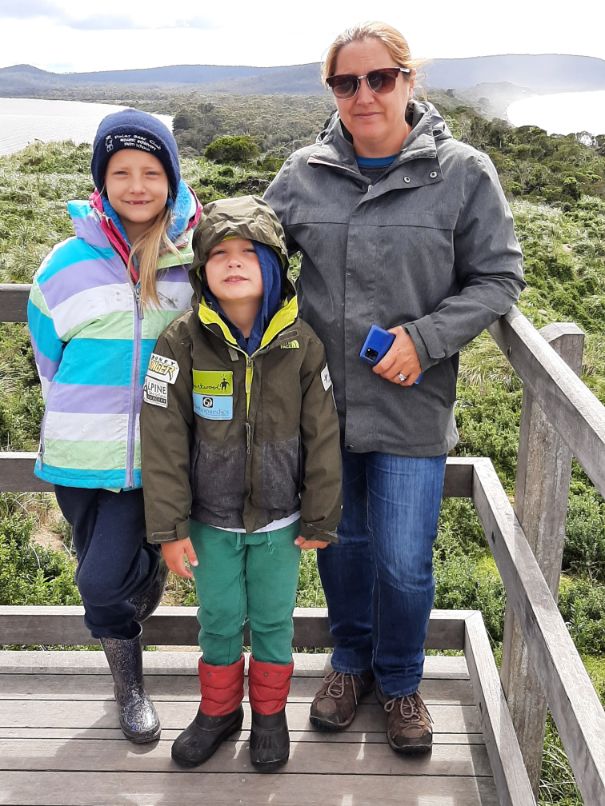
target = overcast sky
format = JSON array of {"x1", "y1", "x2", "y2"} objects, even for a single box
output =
[{"x1": 1, "y1": 0, "x2": 604, "y2": 73}]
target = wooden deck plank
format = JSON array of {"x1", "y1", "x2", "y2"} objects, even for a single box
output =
[
  {"x1": 0, "y1": 771, "x2": 499, "y2": 806},
  {"x1": 0, "y1": 727, "x2": 485, "y2": 745},
  {"x1": 0, "y1": 700, "x2": 483, "y2": 734},
  {"x1": 0, "y1": 674, "x2": 475, "y2": 703},
  {"x1": 0, "y1": 737, "x2": 493, "y2": 776},
  {"x1": 0, "y1": 649, "x2": 498, "y2": 805},
  {"x1": 0, "y1": 650, "x2": 469, "y2": 677}
]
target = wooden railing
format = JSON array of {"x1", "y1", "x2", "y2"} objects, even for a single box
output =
[{"x1": 2, "y1": 284, "x2": 605, "y2": 804}]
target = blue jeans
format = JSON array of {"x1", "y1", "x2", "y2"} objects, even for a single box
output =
[{"x1": 317, "y1": 450, "x2": 446, "y2": 697}]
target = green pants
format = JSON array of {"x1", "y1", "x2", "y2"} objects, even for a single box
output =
[{"x1": 189, "y1": 519, "x2": 301, "y2": 666}]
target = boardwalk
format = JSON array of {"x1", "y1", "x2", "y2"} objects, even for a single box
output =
[{"x1": 0, "y1": 650, "x2": 498, "y2": 806}]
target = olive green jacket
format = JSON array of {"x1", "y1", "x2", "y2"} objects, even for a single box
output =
[{"x1": 140, "y1": 196, "x2": 342, "y2": 543}]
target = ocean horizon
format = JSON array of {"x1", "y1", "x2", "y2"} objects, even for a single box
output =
[{"x1": 507, "y1": 90, "x2": 605, "y2": 137}]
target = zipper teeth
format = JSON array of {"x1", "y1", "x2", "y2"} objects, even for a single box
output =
[{"x1": 126, "y1": 282, "x2": 143, "y2": 488}]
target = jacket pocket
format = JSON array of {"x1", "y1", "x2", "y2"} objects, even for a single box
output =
[
  {"x1": 252, "y1": 435, "x2": 300, "y2": 512},
  {"x1": 190, "y1": 437, "x2": 246, "y2": 516}
]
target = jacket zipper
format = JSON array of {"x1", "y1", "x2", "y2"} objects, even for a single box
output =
[{"x1": 126, "y1": 281, "x2": 143, "y2": 488}]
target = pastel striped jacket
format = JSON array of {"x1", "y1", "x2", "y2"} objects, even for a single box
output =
[{"x1": 28, "y1": 196, "x2": 197, "y2": 490}]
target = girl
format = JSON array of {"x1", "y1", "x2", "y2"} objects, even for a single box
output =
[{"x1": 28, "y1": 108, "x2": 201, "y2": 743}]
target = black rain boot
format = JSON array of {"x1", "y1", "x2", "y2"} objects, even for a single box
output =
[
  {"x1": 171, "y1": 707, "x2": 244, "y2": 767},
  {"x1": 130, "y1": 558, "x2": 168, "y2": 623},
  {"x1": 100, "y1": 631, "x2": 160, "y2": 743},
  {"x1": 249, "y1": 709, "x2": 290, "y2": 772},
  {"x1": 171, "y1": 656, "x2": 245, "y2": 767}
]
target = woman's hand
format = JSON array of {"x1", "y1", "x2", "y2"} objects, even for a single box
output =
[
  {"x1": 373, "y1": 326, "x2": 422, "y2": 386},
  {"x1": 161, "y1": 538, "x2": 199, "y2": 579},
  {"x1": 295, "y1": 536, "x2": 330, "y2": 551}
]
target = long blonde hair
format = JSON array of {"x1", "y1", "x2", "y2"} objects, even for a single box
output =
[
  {"x1": 322, "y1": 21, "x2": 421, "y2": 83},
  {"x1": 129, "y1": 207, "x2": 180, "y2": 308}
]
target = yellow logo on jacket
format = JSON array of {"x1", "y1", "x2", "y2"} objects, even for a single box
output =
[
  {"x1": 192, "y1": 370, "x2": 233, "y2": 396},
  {"x1": 192, "y1": 370, "x2": 233, "y2": 421}
]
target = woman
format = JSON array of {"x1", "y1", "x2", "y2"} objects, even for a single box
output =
[
  {"x1": 28, "y1": 109, "x2": 201, "y2": 743},
  {"x1": 265, "y1": 21, "x2": 525, "y2": 754}
]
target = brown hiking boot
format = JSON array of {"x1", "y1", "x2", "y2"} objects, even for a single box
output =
[
  {"x1": 377, "y1": 688, "x2": 433, "y2": 754},
  {"x1": 309, "y1": 670, "x2": 374, "y2": 731}
]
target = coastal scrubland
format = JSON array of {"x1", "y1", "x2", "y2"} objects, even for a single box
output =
[{"x1": 1, "y1": 97, "x2": 604, "y2": 804}]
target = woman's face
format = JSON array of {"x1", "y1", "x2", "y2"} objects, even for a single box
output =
[{"x1": 332, "y1": 37, "x2": 415, "y2": 158}]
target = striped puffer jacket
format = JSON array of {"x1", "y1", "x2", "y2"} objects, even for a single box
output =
[{"x1": 28, "y1": 191, "x2": 199, "y2": 490}]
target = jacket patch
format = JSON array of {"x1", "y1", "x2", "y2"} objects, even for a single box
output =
[
  {"x1": 193, "y1": 393, "x2": 233, "y2": 421},
  {"x1": 193, "y1": 369, "x2": 234, "y2": 420},
  {"x1": 321, "y1": 365, "x2": 332, "y2": 391},
  {"x1": 193, "y1": 369, "x2": 233, "y2": 395},
  {"x1": 148, "y1": 353, "x2": 180, "y2": 384},
  {"x1": 144, "y1": 377, "x2": 168, "y2": 408},
  {"x1": 281, "y1": 339, "x2": 300, "y2": 349}
]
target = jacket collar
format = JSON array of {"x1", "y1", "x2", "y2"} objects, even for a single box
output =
[
  {"x1": 198, "y1": 294, "x2": 299, "y2": 355},
  {"x1": 308, "y1": 100, "x2": 451, "y2": 176}
]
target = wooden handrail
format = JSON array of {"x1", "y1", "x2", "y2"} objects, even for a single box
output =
[{"x1": 490, "y1": 306, "x2": 605, "y2": 497}]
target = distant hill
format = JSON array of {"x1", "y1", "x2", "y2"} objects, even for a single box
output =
[{"x1": 1, "y1": 54, "x2": 605, "y2": 98}]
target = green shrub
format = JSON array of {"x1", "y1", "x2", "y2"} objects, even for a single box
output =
[
  {"x1": 205, "y1": 135, "x2": 260, "y2": 164},
  {"x1": 0, "y1": 495, "x2": 79, "y2": 608},
  {"x1": 558, "y1": 578, "x2": 605, "y2": 655},
  {"x1": 563, "y1": 487, "x2": 605, "y2": 581}
]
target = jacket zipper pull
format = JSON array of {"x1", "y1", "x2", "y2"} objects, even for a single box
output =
[
  {"x1": 133, "y1": 284, "x2": 143, "y2": 320},
  {"x1": 245, "y1": 422, "x2": 252, "y2": 454}
]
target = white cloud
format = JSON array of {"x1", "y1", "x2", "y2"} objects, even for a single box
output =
[{"x1": 0, "y1": 0, "x2": 604, "y2": 72}]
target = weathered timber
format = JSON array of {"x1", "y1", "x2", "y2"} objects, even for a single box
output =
[
  {"x1": 465, "y1": 611, "x2": 535, "y2": 805},
  {"x1": 0, "y1": 283, "x2": 29, "y2": 322},
  {"x1": 0, "y1": 453, "x2": 52, "y2": 492},
  {"x1": 489, "y1": 306, "x2": 605, "y2": 497},
  {"x1": 0, "y1": 651, "x2": 498, "y2": 806},
  {"x1": 472, "y1": 457, "x2": 605, "y2": 805},
  {"x1": 501, "y1": 323, "x2": 584, "y2": 793},
  {"x1": 0, "y1": 606, "x2": 468, "y2": 650}
]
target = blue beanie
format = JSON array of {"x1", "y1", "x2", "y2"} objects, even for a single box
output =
[{"x1": 91, "y1": 108, "x2": 180, "y2": 198}]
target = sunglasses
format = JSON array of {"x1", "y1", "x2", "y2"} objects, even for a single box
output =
[{"x1": 326, "y1": 67, "x2": 411, "y2": 99}]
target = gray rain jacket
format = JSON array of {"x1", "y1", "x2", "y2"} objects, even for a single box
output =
[{"x1": 265, "y1": 101, "x2": 525, "y2": 456}]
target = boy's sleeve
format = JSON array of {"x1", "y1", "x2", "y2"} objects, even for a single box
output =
[
  {"x1": 141, "y1": 330, "x2": 194, "y2": 543},
  {"x1": 298, "y1": 333, "x2": 342, "y2": 542},
  {"x1": 27, "y1": 276, "x2": 64, "y2": 401}
]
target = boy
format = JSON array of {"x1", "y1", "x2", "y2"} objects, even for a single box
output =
[{"x1": 140, "y1": 196, "x2": 341, "y2": 771}]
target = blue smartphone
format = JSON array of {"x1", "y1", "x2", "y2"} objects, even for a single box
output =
[
  {"x1": 359, "y1": 325, "x2": 395, "y2": 364},
  {"x1": 359, "y1": 324, "x2": 423, "y2": 383}
]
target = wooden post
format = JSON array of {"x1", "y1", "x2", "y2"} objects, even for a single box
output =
[{"x1": 500, "y1": 323, "x2": 584, "y2": 794}]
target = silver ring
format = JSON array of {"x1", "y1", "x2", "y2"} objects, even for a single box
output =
[{"x1": 398, "y1": 373, "x2": 407, "y2": 383}]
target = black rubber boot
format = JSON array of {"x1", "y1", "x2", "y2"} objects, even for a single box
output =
[
  {"x1": 171, "y1": 707, "x2": 244, "y2": 767},
  {"x1": 130, "y1": 558, "x2": 168, "y2": 623},
  {"x1": 100, "y1": 631, "x2": 160, "y2": 743},
  {"x1": 249, "y1": 709, "x2": 290, "y2": 772}
]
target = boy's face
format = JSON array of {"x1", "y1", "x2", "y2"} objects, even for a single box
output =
[{"x1": 205, "y1": 238, "x2": 264, "y2": 307}]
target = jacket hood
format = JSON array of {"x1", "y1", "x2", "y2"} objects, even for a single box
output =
[
  {"x1": 316, "y1": 99, "x2": 452, "y2": 152},
  {"x1": 68, "y1": 183, "x2": 201, "y2": 278},
  {"x1": 190, "y1": 195, "x2": 291, "y2": 302}
]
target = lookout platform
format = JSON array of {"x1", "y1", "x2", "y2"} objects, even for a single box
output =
[
  {"x1": 2, "y1": 286, "x2": 605, "y2": 804},
  {"x1": 0, "y1": 614, "x2": 501, "y2": 806}
]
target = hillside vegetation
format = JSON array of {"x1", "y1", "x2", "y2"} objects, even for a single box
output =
[{"x1": 0, "y1": 98, "x2": 604, "y2": 804}]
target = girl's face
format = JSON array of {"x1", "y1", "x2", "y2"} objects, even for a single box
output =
[
  {"x1": 205, "y1": 238, "x2": 264, "y2": 307},
  {"x1": 104, "y1": 149, "x2": 169, "y2": 242},
  {"x1": 332, "y1": 37, "x2": 415, "y2": 158}
]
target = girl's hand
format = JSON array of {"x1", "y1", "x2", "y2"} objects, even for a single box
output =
[
  {"x1": 161, "y1": 538, "x2": 198, "y2": 579},
  {"x1": 295, "y1": 536, "x2": 330, "y2": 551},
  {"x1": 373, "y1": 326, "x2": 422, "y2": 386}
]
